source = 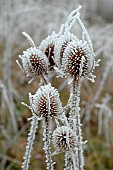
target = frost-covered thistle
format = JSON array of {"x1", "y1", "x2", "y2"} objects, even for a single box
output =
[
  {"x1": 62, "y1": 39, "x2": 94, "y2": 80},
  {"x1": 17, "y1": 5, "x2": 100, "y2": 170},
  {"x1": 53, "y1": 126, "x2": 76, "y2": 152},
  {"x1": 29, "y1": 84, "x2": 63, "y2": 118},
  {"x1": 18, "y1": 47, "x2": 48, "y2": 79},
  {"x1": 16, "y1": 32, "x2": 49, "y2": 83},
  {"x1": 39, "y1": 32, "x2": 57, "y2": 69},
  {"x1": 53, "y1": 126, "x2": 78, "y2": 170}
]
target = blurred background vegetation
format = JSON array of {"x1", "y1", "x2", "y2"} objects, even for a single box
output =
[{"x1": 0, "y1": 0, "x2": 113, "y2": 169}]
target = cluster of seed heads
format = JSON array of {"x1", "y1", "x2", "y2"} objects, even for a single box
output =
[
  {"x1": 17, "y1": 6, "x2": 99, "y2": 170},
  {"x1": 17, "y1": 25, "x2": 95, "y2": 82}
]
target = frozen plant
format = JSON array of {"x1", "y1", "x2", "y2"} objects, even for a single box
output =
[{"x1": 17, "y1": 5, "x2": 99, "y2": 170}]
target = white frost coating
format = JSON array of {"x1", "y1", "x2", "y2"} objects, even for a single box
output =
[
  {"x1": 64, "y1": 5, "x2": 82, "y2": 34},
  {"x1": 77, "y1": 17, "x2": 95, "y2": 57},
  {"x1": 42, "y1": 117, "x2": 54, "y2": 170},
  {"x1": 22, "y1": 115, "x2": 38, "y2": 170},
  {"x1": 22, "y1": 31, "x2": 36, "y2": 47}
]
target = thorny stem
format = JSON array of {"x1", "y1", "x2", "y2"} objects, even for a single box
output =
[
  {"x1": 64, "y1": 152, "x2": 72, "y2": 170},
  {"x1": 43, "y1": 117, "x2": 54, "y2": 170},
  {"x1": 69, "y1": 78, "x2": 84, "y2": 170},
  {"x1": 22, "y1": 116, "x2": 38, "y2": 170}
]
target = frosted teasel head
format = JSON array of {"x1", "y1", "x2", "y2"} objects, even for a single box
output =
[
  {"x1": 55, "y1": 32, "x2": 77, "y2": 67},
  {"x1": 16, "y1": 32, "x2": 48, "y2": 83},
  {"x1": 19, "y1": 47, "x2": 48, "y2": 77},
  {"x1": 52, "y1": 126, "x2": 76, "y2": 152},
  {"x1": 62, "y1": 39, "x2": 95, "y2": 80},
  {"x1": 39, "y1": 32, "x2": 57, "y2": 69},
  {"x1": 29, "y1": 84, "x2": 63, "y2": 118}
]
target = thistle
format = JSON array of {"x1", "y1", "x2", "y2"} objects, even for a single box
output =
[
  {"x1": 20, "y1": 47, "x2": 48, "y2": 75},
  {"x1": 29, "y1": 84, "x2": 63, "y2": 118},
  {"x1": 53, "y1": 126, "x2": 78, "y2": 170},
  {"x1": 55, "y1": 32, "x2": 77, "y2": 68},
  {"x1": 53, "y1": 126, "x2": 76, "y2": 152},
  {"x1": 16, "y1": 32, "x2": 48, "y2": 83},
  {"x1": 62, "y1": 39, "x2": 94, "y2": 80}
]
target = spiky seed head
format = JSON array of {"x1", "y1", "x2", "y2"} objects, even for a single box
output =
[
  {"x1": 52, "y1": 126, "x2": 76, "y2": 152},
  {"x1": 55, "y1": 32, "x2": 77, "y2": 67},
  {"x1": 39, "y1": 32, "x2": 57, "y2": 69},
  {"x1": 19, "y1": 47, "x2": 48, "y2": 77},
  {"x1": 29, "y1": 84, "x2": 63, "y2": 118},
  {"x1": 62, "y1": 39, "x2": 94, "y2": 79}
]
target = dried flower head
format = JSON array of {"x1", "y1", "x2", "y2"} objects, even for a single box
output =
[
  {"x1": 29, "y1": 84, "x2": 63, "y2": 118},
  {"x1": 53, "y1": 126, "x2": 76, "y2": 152},
  {"x1": 39, "y1": 32, "x2": 57, "y2": 69},
  {"x1": 62, "y1": 39, "x2": 94, "y2": 79},
  {"x1": 55, "y1": 32, "x2": 77, "y2": 67},
  {"x1": 18, "y1": 47, "x2": 48, "y2": 78}
]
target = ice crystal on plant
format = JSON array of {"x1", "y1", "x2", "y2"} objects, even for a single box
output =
[
  {"x1": 29, "y1": 84, "x2": 63, "y2": 118},
  {"x1": 52, "y1": 126, "x2": 76, "y2": 152}
]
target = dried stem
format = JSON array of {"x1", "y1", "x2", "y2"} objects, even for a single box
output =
[
  {"x1": 69, "y1": 78, "x2": 84, "y2": 170},
  {"x1": 43, "y1": 117, "x2": 54, "y2": 170},
  {"x1": 22, "y1": 116, "x2": 38, "y2": 170}
]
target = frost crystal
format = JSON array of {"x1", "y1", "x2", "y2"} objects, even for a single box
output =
[
  {"x1": 53, "y1": 126, "x2": 76, "y2": 152},
  {"x1": 62, "y1": 39, "x2": 94, "y2": 80},
  {"x1": 29, "y1": 84, "x2": 63, "y2": 118},
  {"x1": 18, "y1": 47, "x2": 48, "y2": 78}
]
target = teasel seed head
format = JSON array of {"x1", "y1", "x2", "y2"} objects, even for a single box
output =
[
  {"x1": 19, "y1": 47, "x2": 48, "y2": 78},
  {"x1": 29, "y1": 84, "x2": 63, "y2": 118},
  {"x1": 52, "y1": 126, "x2": 76, "y2": 152},
  {"x1": 55, "y1": 32, "x2": 77, "y2": 67},
  {"x1": 62, "y1": 39, "x2": 94, "y2": 80},
  {"x1": 39, "y1": 32, "x2": 57, "y2": 69}
]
